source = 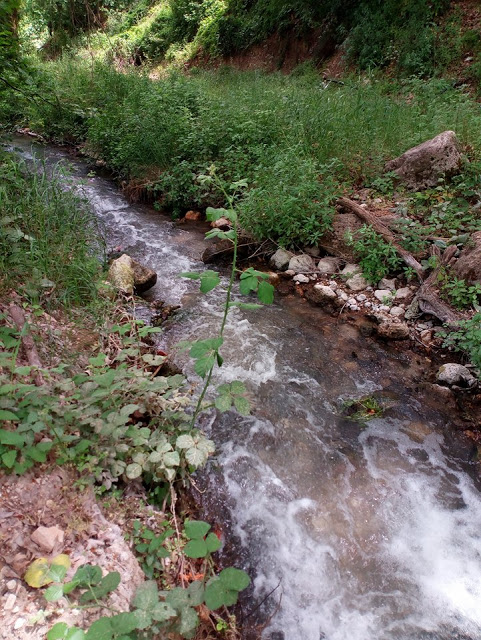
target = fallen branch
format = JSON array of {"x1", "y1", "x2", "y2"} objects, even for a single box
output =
[
  {"x1": 415, "y1": 245, "x2": 464, "y2": 325},
  {"x1": 7, "y1": 304, "x2": 44, "y2": 386},
  {"x1": 336, "y1": 197, "x2": 425, "y2": 280}
]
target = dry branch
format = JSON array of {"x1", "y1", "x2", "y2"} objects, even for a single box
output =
[
  {"x1": 336, "y1": 197, "x2": 425, "y2": 279},
  {"x1": 7, "y1": 304, "x2": 44, "y2": 386}
]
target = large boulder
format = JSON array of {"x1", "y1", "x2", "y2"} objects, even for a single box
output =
[
  {"x1": 108, "y1": 254, "x2": 157, "y2": 295},
  {"x1": 385, "y1": 131, "x2": 462, "y2": 190},
  {"x1": 451, "y1": 231, "x2": 481, "y2": 285}
]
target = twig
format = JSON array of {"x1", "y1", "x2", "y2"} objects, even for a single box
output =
[
  {"x1": 7, "y1": 304, "x2": 44, "y2": 386},
  {"x1": 242, "y1": 578, "x2": 282, "y2": 621}
]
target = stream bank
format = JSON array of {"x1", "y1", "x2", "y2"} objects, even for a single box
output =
[{"x1": 5, "y1": 135, "x2": 481, "y2": 640}]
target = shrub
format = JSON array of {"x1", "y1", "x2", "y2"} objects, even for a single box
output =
[{"x1": 346, "y1": 225, "x2": 402, "y2": 283}]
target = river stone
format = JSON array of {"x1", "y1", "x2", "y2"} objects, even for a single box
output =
[
  {"x1": 385, "y1": 131, "x2": 462, "y2": 190},
  {"x1": 131, "y1": 258, "x2": 157, "y2": 293},
  {"x1": 374, "y1": 289, "x2": 394, "y2": 302},
  {"x1": 270, "y1": 248, "x2": 293, "y2": 271},
  {"x1": 390, "y1": 306, "x2": 405, "y2": 318},
  {"x1": 288, "y1": 254, "x2": 316, "y2": 273},
  {"x1": 308, "y1": 284, "x2": 337, "y2": 304},
  {"x1": 108, "y1": 254, "x2": 135, "y2": 294},
  {"x1": 378, "y1": 278, "x2": 396, "y2": 290},
  {"x1": 436, "y1": 363, "x2": 477, "y2": 388},
  {"x1": 346, "y1": 273, "x2": 368, "y2": 291},
  {"x1": 293, "y1": 274, "x2": 310, "y2": 284},
  {"x1": 372, "y1": 313, "x2": 410, "y2": 339},
  {"x1": 341, "y1": 263, "x2": 360, "y2": 277},
  {"x1": 451, "y1": 231, "x2": 481, "y2": 285},
  {"x1": 317, "y1": 257, "x2": 342, "y2": 274},
  {"x1": 395, "y1": 287, "x2": 412, "y2": 300}
]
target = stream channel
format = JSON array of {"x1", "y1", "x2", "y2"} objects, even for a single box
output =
[{"x1": 8, "y1": 136, "x2": 481, "y2": 640}]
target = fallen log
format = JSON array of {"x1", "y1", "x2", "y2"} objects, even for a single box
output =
[
  {"x1": 7, "y1": 304, "x2": 44, "y2": 386},
  {"x1": 336, "y1": 197, "x2": 425, "y2": 280}
]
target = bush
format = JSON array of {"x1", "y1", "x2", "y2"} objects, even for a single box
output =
[
  {"x1": 346, "y1": 225, "x2": 402, "y2": 283},
  {"x1": 442, "y1": 313, "x2": 481, "y2": 374}
]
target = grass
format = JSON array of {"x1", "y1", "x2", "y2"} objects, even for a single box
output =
[
  {"x1": 13, "y1": 58, "x2": 481, "y2": 249},
  {"x1": 0, "y1": 152, "x2": 104, "y2": 306}
]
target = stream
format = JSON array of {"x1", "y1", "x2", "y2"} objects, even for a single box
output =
[{"x1": 7, "y1": 136, "x2": 481, "y2": 640}]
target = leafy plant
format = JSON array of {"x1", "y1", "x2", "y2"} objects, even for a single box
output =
[
  {"x1": 346, "y1": 225, "x2": 402, "y2": 284},
  {"x1": 440, "y1": 276, "x2": 481, "y2": 310},
  {"x1": 131, "y1": 520, "x2": 173, "y2": 579},
  {"x1": 340, "y1": 395, "x2": 384, "y2": 424},
  {"x1": 442, "y1": 313, "x2": 481, "y2": 373}
]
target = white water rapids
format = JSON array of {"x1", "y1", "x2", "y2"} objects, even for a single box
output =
[{"x1": 9, "y1": 138, "x2": 481, "y2": 640}]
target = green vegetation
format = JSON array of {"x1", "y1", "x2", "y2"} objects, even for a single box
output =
[
  {"x1": 442, "y1": 314, "x2": 481, "y2": 374},
  {"x1": 346, "y1": 225, "x2": 402, "y2": 284}
]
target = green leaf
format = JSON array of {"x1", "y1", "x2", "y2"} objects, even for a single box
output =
[
  {"x1": 47, "y1": 623, "x2": 86, "y2": 640},
  {"x1": 2, "y1": 449, "x2": 16, "y2": 467},
  {"x1": 215, "y1": 394, "x2": 232, "y2": 412},
  {"x1": 48, "y1": 563, "x2": 68, "y2": 583},
  {"x1": 219, "y1": 567, "x2": 251, "y2": 591},
  {"x1": 205, "y1": 532, "x2": 222, "y2": 553},
  {"x1": 204, "y1": 580, "x2": 238, "y2": 610},
  {"x1": 84, "y1": 617, "x2": 113, "y2": 640},
  {"x1": 26, "y1": 446, "x2": 47, "y2": 463},
  {"x1": 62, "y1": 580, "x2": 80, "y2": 595},
  {"x1": 126, "y1": 463, "x2": 143, "y2": 479},
  {"x1": 79, "y1": 572, "x2": 121, "y2": 603},
  {"x1": 185, "y1": 446, "x2": 208, "y2": 467},
  {"x1": 230, "y1": 380, "x2": 246, "y2": 394},
  {"x1": 132, "y1": 608, "x2": 151, "y2": 630},
  {"x1": 0, "y1": 429, "x2": 25, "y2": 446},
  {"x1": 44, "y1": 584, "x2": 65, "y2": 602},
  {"x1": 73, "y1": 565, "x2": 102, "y2": 587},
  {"x1": 132, "y1": 580, "x2": 159, "y2": 611},
  {"x1": 205, "y1": 207, "x2": 227, "y2": 222},
  {"x1": 184, "y1": 539, "x2": 208, "y2": 558},
  {"x1": 194, "y1": 355, "x2": 215, "y2": 379},
  {"x1": 176, "y1": 434, "x2": 195, "y2": 449},
  {"x1": 234, "y1": 396, "x2": 250, "y2": 416},
  {"x1": 189, "y1": 338, "x2": 223, "y2": 358},
  {"x1": 187, "y1": 580, "x2": 205, "y2": 606},
  {"x1": 228, "y1": 302, "x2": 262, "y2": 310},
  {"x1": 150, "y1": 601, "x2": 177, "y2": 622},
  {"x1": 200, "y1": 271, "x2": 220, "y2": 294},
  {"x1": 257, "y1": 280, "x2": 274, "y2": 304},
  {"x1": 109, "y1": 612, "x2": 139, "y2": 635},
  {"x1": 163, "y1": 451, "x2": 180, "y2": 467},
  {"x1": 184, "y1": 520, "x2": 211, "y2": 539},
  {"x1": 179, "y1": 605, "x2": 199, "y2": 636},
  {"x1": 239, "y1": 276, "x2": 258, "y2": 296},
  {"x1": 179, "y1": 272, "x2": 201, "y2": 280},
  {"x1": 0, "y1": 410, "x2": 19, "y2": 421}
]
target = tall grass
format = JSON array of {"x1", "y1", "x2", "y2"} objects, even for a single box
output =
[
  {"x1": 17, "y1": 59, "x2": 481, "y2": 246},
  {"x1": 0, "y1": 154, "x2": 104, "y2": 305}
]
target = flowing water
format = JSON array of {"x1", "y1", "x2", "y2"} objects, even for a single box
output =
[{"x1": 8, "y1": 137, "x2": 481, "y2": 640}]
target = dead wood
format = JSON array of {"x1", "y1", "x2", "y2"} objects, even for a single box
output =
[
  {"x1": 7, "y1": 304, "x2": 44, "y2": 385},
  {"x1": 336, "y1": 197, "x2": 425, "y2": 279}
]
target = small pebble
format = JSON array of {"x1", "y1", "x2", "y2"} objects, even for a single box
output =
[
  {"x1": 293, "y1": 274, "x2": 309, "y2": 284},
  {"x1": 4, "y1": 594, "x2": 16, "y2": 610},
  {"x1": 6, "y1": 580, "x2": 16, "y2": 592},
  {"x1": 14, "y1": 618, "x2": 25, "y2": 630},
  {"x1": 356, "y1": 294, "x2": 367, "y2": 301},
  {"x1": 390, "y1": 306, "x2": 405, "y2": 318},
  {"x1": 328, "y1": 280, "x2": 338, "y2": 290}
]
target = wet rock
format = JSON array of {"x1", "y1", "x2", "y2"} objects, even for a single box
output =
[
  {"x1": 293, "y1": 274, "x2": 310, "y2": 284},
  {"x1": 131, "y1": 258, "x2": 157, "y2": 294},
  {"x1": 374, "y1": 289, "x2": 394, "y2": 302},
  {"x1": 385, "y1": 130, "x2": 462, "y2": 190},
  {"x1": 108, "y1": 254, "x2": 134, "y2": 295},
  {"x1": 378, "y1": 278, "x2": 396, "y2": 290},
  {"x1": 451, "y1": 231, "x2": 481, "y2": 285},
  {"x1": 346, "y1": 273, "x2": 368, "y2": 291},
  {"x1": 210, "y1": 216, "x2": 231, "y2": 230},
  {"x1": 184, "y1": 210, "x2": 202, "y2": 221},
  {"x1": 372, "y1": 313, "x2": 410, "y2": 339},
  {"x1": 31, "y1": 526, "x2": 64, "y2": 553},
  {"x1": 307, "y1": 284, "x2": 337, "y2": 304},
  {"x1": 270, "y1": 248, "x2": 293, "y2": 271},
  {"x1": 317, "y1": 257, "x2": 342, "y2": 274},
  {"x1": 436, "y1": 363, "x2": 477, "y2": 388},
  {"x1": 288, "y1": 254, "x2": 316, "y2": 273}
]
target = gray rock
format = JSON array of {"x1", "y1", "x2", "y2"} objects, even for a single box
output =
[
  {"x1": 131, "y1": 258, "x2": 157, "y2": 294},
  {"x1": 373, "y1": 313, "x2": 410, "y2": 339},
  {"x1": 317, "y1": 257, "x2": 342, "y2": 274},
  {"x1": 337, "y1": 290, "x2": 349, "y2": 301},
  {"x1": 341, "y1": 263, "x2": 360, "y2": 276},
  {"x1": 270, "y1": 248, "x2": 293, "y2": 271},
  {"x1": 395, "y1": 287, "x2": 412, "y2": 300},
  {"x1": 451, "y1": 231, "x2": 481, "y2": 285},
  {"x1": 284, "y1": 269, "x2": 295, "y2": 276},
  {"x1": 305, "y1": 246, "x2": 321, "y2": 257},
  {"x1": 311, "y1": 284, "x2": 337, "y2": 302},
  {"x1": 4, "y1": 594, "x2": 16, "y2": 611},
  {"x1": 374, "y1": 289, "x2": 394, "y2": 302},
  {"x1": 346, "y1": 273, "x2": 369, "y2": 291},
  {"x1": 390, "y1": 306, "x2": 405, "y2": 318},
  {"x1": 404, "y1": 298, "x2": 421, "y2": 320},
  {"x1": 436, "y1": 363, "x2": 477, "y2": 388},
  {"x1": 328, "y1": 280, "x2": 338, "y2": 290},
  {"x1": 385, "y1": 130, "x2": 462, "y2": 190},
  {"x1": 288, "y1": 254, "x2": 316, "y2": 274},
  {"x1": 293, "y1": 274, "x2": 310, "y2": 284},
  {"x1": 379, "y1": 304, "x2": 391, "y2": 312},
  {"x1": 356, "y1": 294, "x2": 367, "y2": 301},
  {"x1": 378, "y1": 278, "x2": 396, "y2": 290}
]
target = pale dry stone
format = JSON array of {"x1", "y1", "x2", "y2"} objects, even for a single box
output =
[
  {"x1": 436, "y1": 363, "x2": 477, "y2": 388},
  {"x1": 385, "y1": 131, "x2": 462, "y2": 190},
  {"x1": 317, "y1": 257, "x2": 342, "y2": 274},
  {"x1": 270, "y1": 248, "x2": 294, "y2": 271},
  {"x1": 288, "y1": 254, "x2": 316, "y2": 274},
  {"x1": 31, "y1": 526, "x2": 64, "y2": 553}
]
